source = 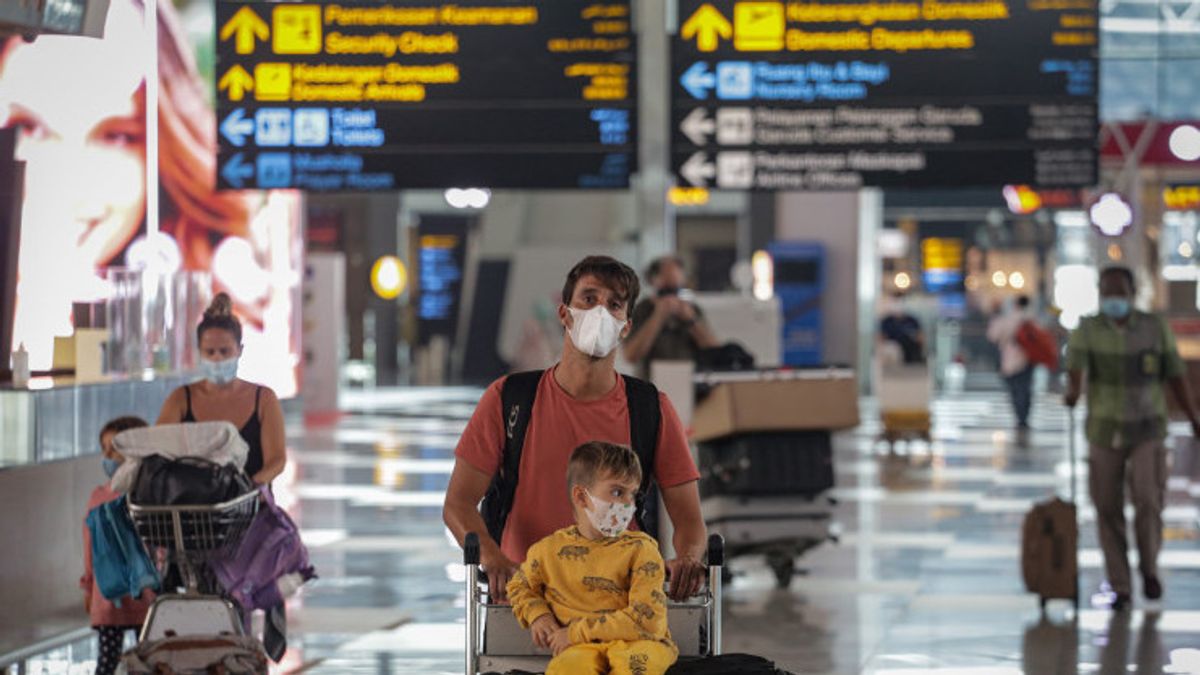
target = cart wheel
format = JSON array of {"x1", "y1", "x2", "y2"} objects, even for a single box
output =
[{"x1": 767, "y1": 552, "x2": 795, "y2": 589}]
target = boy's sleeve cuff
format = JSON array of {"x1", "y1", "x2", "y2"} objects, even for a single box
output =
[{"x1": 517, "y1": 604, "x2": 551, "y2": 629}]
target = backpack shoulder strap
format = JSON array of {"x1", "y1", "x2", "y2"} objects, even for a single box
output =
[
  {"x1": 480, "y1": 370, "x2": 543, "y2": 545},
  {"x1": 623, "y1": 375, "x2": 663, "y2": 538}
]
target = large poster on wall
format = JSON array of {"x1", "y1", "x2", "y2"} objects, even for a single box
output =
[{"x1": 0, "y1": 0, "x2": 303, "y2": 396}]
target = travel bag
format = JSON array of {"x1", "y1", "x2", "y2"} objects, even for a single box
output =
[
  {"x1": 1020, "y1": 410, "x2": 1079, "y2": 608},
  {"x1": 698, "y1": 431, "x2": 833, "y2": 498}
]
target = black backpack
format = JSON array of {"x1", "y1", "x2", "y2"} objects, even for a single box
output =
[{"x1": 479, "y1": 370, "x2": 662, "y2": 544}]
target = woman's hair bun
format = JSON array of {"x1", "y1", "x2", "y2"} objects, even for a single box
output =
[{"x1": 204, "y1": 292, "x2": 234, "y2": 319}]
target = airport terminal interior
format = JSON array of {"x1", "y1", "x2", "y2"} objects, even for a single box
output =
[{"x1": 2, "y1": 0, "x2": 1200, "y2": 673}]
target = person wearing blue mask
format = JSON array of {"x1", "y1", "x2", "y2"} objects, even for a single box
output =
[
  {"x1": 156, "y1": 292, "x2": 287, "y2": 485},
  {"x1": 82, "y1": 415, "x2": 151, "y2": 675},
  {"x1": 1065, "y1": 266, "x2": 1200, "y2": 610}
]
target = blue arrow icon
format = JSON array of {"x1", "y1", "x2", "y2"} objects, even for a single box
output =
[
  {"x1": 220, "y1": 108, "x2": 255, "y2": 147},
  {"x1": 681, "y1": 62, "x2": 716, "y2": 100},
  {"x1": 221, "y1": 153, "x2": 254, "y2": 188}
]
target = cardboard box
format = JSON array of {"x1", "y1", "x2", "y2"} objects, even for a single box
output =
[{"x1": 691, "y1": 372, "x2": 859, "y2": 442}]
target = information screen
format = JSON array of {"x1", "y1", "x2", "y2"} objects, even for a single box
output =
[
  {"x1": 670, "y1": 0, "x2": 1098, "y2": 190},
  {"x1": 215, "y1": 1, "x2": 637, "y2": 190}
]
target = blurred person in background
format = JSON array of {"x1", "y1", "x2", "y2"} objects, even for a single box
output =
[
  {"x1": 989, "y1": 295, "x2": 1035, "y2": 441},
  {"x1": 622, "y1": 255, "x2": 719, "y2": 378}
]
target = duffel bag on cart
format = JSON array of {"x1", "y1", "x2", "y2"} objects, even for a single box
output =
[{"x1": 119, "y1": 635, "x2": 267, "y2": 674}]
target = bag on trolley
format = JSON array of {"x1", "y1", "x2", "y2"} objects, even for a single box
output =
[
  {"x1": 210, "y1": 485, "x2": 316, "y2": 612},
  {"x1": 86, "y1": 495, "x2": 161, "y2": 604},
  {"x1": 120, "y1": 634, "x2": 267, "y2": 674}
]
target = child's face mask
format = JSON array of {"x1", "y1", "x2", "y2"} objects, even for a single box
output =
[{"x1": 584, "y1": 490, "x2": 637, "y2": 538}]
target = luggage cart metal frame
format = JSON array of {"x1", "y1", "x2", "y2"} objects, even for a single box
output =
[
  {"x1": 127, "y1": 491, "x2": 262, "y2": 645},
  {"x1": 461, "y1": 532, "x2": 725, "y2": 675}
]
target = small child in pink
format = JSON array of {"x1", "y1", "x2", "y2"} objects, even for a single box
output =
[{"x1": 80, "y1": 416, "x2": 153, "y2": 675}]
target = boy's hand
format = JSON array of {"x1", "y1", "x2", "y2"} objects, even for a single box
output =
[
  {"x1": 530, "y1": 614, "x2": 560, "y2": 649},
  {"x1": 547, "y1": 626, "x2": 572, "y2": 656}
]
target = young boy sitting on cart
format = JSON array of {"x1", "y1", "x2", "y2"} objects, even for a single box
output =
[{"x1": 506, "y1": 441, "x2": 678, "y2": 675}]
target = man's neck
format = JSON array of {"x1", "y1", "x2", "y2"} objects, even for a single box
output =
[{"x1": 554, "y1": 346, "x2": 618, "y2": 401}]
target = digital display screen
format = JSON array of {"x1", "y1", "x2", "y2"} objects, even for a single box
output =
[
  {"x1": 215, "y1": 0, "x2": 638, "y2": 190},
  {"x1": 671, "y1": 0, "x2": 1098, "y2": 189},
  {"x1": 0, "y1": 0, "x2": 303, "y2": 394},
  {"x1": 416, "y1": 215, "x2": 469, "y2": 345}
]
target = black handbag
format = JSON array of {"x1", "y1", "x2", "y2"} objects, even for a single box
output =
[{"x1": 131, "y1": 455, "x2": 253, "y2": 506}]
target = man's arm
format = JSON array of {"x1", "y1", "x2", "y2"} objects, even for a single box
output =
[
  {"x1": 442, "y1": 459, "x2": 519, "y2": 601},
  {"x1": 661, "y1": 480, "x2": 707, "y2": 601},
  {"x1": 1161, "y1": 318, "x2": 1200, "y2": 435}
]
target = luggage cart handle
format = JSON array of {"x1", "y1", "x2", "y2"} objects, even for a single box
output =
[
  {"x1": 464, "y1": 532, "x2": 480, "y2": 675},
  {"x1": 706, "y1": 533, "x2": 724, "y2": 656}
]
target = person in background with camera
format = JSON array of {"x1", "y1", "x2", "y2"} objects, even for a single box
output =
[
  {"x1": 157, "y1": 293, "x2": 287, "y2": 486},
  {"x1": 623, "y1": 256, "x2": 720, "y2": 378}
]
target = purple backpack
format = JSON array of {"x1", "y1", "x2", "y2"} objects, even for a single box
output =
[{"x1": 211, "y1": 486, "x2": 316, "y2": 610}]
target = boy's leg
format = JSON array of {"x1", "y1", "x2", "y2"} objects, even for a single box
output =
[
  {"x1": 606, "y1": 639, "x2": 679, "y2": 675},
  {"x1": 546, "y1": 643, "x2": 607, "y2": 675}
]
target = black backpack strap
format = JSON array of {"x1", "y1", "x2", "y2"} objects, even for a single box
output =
[
  {"x1": 624, "y1": 375, "x2": 663, "y2": 539},
  {"x1": 479, "y1": 370, "x2": 543, "y2": 546}
]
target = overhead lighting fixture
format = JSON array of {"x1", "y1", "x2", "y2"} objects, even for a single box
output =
[
  {"x1": 444, "y1": 188, "x2": 491, "y2": 209},
  {"x1": 894, "y1": 272, "x2": 912, "y2": 290},
  {"x1": 1169, "y1": 124, "x2": 1200, "y2": 162},
  {"x1": 992, "y1": 270, "x2": 1008, "y2": 287},
  {"x1": 370, "y1": 256, "x2": 407, "y2": 300},
  {"x1": 1009, "y1": 271, "x2": 1026, "y2": 289},
  {"x1": 1054, "y1": 210, "x2": 1088, "y2": 228},
  {"x1": 1090, "y1": 193, "x2": 1133, "y2": 237}
]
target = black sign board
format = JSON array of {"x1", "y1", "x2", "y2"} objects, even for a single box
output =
[
  {"x1": 670, "y1": 0, "x2": 1098, "y2": 189},
  {"x1": 416, "y1": 215, "x2": 469, "y2": 345},
  {"x1": 215, "y1": 1, "x2": 637, "y2": 190}
]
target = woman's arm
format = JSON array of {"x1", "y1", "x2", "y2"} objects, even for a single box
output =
[
  {"x1": 253, "y1": 387, "x2": 287, "y2": 484},
  {"x1": 156, "y1": 387, "x2": 184, "y2": 425}
]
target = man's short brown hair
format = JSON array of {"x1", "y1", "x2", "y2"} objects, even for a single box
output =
[
  {"x1": 561, "y1": 256, "x2": 640, "y2": 316},
  {"x1": 566, "y1": 441, "x2": 643, "y2": 496}
]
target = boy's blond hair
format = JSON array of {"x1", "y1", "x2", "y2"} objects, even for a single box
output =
[{"x1": 566, "y1": 441, "x2": 642, "y2": 498}]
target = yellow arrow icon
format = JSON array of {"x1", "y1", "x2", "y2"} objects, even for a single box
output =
[
  {"x1": 218, "y1": 65, "x2": 254, "y2": 102},
  {"x1": 220, "y1": 6, "x2": 269, "y2": 54},
  {"x1": 682, "y1": 4, "x2": 732, "y2": 52}
]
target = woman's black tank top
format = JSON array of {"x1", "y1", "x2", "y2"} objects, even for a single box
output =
[{"x1": 181, "y1": 384, "x2": 264, "y2": 477}]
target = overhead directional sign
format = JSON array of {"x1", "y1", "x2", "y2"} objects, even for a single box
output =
[
  {"x1": 671, "y1": 0, "x2": 1099, "y2": 190},
  {"x1": 215, "y1": 1, "x2": 637, "y2": 191}
]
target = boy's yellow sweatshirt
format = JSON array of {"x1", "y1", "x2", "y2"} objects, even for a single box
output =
[{"x1": 507, "y1": 526, "x2": 675, "y2": 648}]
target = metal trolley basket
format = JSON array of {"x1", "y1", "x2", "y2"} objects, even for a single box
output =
[
  {"x1": 461, "y1": 532, "x2": 726, "y2": 675},
  {"x1": 125, "y1": 491, "x2": 264, "y2": 650}
]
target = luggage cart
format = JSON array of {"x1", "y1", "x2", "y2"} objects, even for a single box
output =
[
  {"x1": 461, "y1": 532, "x2": 725, "y2": 675},
  {"x1": 874, "y1": 360, "x2": 933, "y2": 451},
  {"x1": 120, "y1": 491, "x2": 269, "y2": 674}
]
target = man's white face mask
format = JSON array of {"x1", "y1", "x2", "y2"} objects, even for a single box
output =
[{"x1": 566, "y1": 305, "x2": 626, "y2": 358}]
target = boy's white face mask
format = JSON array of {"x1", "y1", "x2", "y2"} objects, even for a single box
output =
[
  {"x1": 566, "y1": 305, "x2": 626, "y2": 358},
  {"x1": 585, "y1": 490, "x2": 637, "y2": 538}
]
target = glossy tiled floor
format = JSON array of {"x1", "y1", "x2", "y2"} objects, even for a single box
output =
[{"x1": 16, "y1": 387, "x2": 1200, "y2": 674}]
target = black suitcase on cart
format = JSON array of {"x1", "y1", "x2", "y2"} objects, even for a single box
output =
[{"x1": 698, "y1": 431, "x2": 834, "y2": 498}]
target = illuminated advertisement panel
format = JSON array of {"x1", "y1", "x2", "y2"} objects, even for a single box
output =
[
  {"x1": 0, "y1": 0, "x2": 303, "y2": 396},
  {"x1": 213, "y1": 0, "x2": 638, "y2": 190},
  {"x1": 671, "y1": 0, "x2": 1099, "y2": 189}
]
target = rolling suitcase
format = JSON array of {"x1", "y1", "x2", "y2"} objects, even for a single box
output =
[
  {"x1": 698, "y1": 431, "x2": 833, "y2": 498},
  {"x1": 1020, "y1": 409, "x2": 1079, "y2": 609}
]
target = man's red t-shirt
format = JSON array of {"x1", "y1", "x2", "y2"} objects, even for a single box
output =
[{"x1": 455, "y1": 366, "x2": 701, "y2": 562}]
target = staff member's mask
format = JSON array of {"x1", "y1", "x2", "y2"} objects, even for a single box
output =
[{"x1": 566, "y1": 306, "x2": 626, "y2": 358}]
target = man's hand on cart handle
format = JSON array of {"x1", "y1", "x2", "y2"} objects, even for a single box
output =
[
  {"x1": 482, "y1": 549, "x2": 519, "y2": 603},
  {"x1": 666, "y1": 554, "x2": 705, "y2": 601}
]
